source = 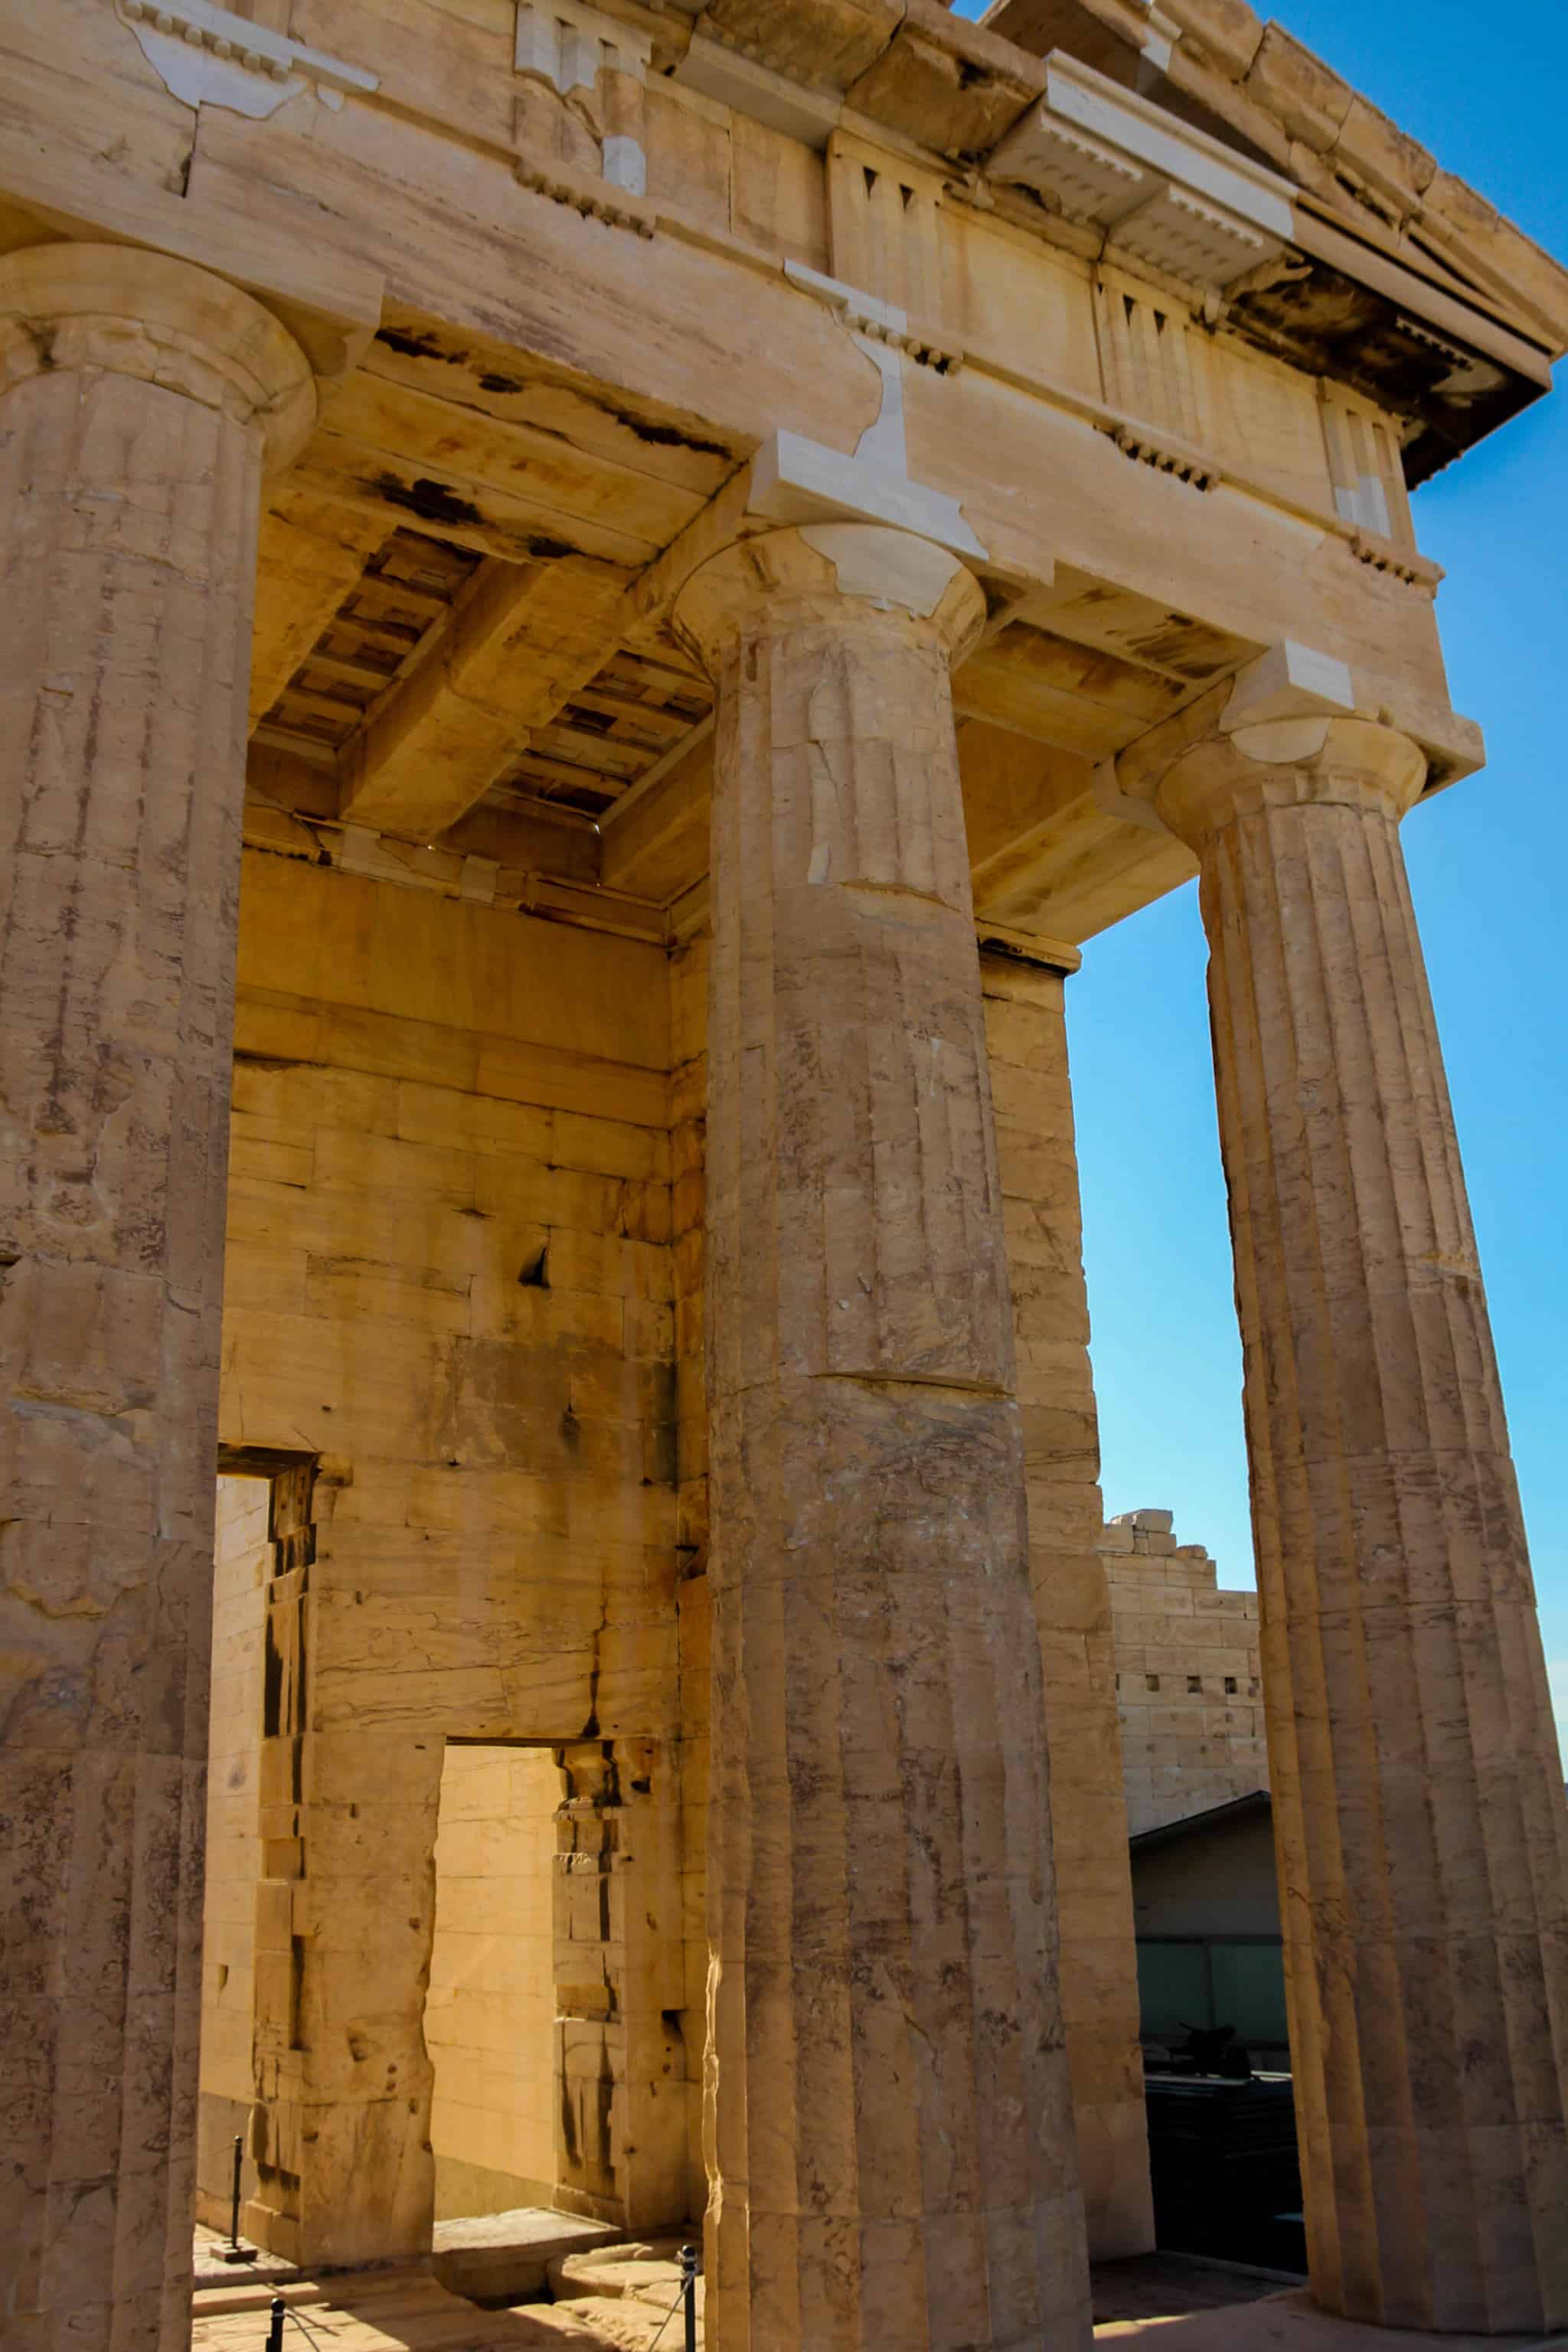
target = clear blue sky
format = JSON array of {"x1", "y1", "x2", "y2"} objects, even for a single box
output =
[{"x1": 956, "y1": 1, "x2": 1568, "y2": 1742}]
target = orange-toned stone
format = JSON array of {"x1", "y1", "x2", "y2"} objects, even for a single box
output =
[
  {"x1": 677, "y1": 524, "x2": 1093, "y2": 2352},
  {"x1": 1138, "y1": 704, "x2": 1568, "y2": 2336},
  {"x1": 0, "y1": 245, "x2": 313, "y2": 2352}
]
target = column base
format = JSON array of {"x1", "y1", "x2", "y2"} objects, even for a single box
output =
[{"x1": 1097, "y1": 2290, "x2": 1568, "y2": 2346}]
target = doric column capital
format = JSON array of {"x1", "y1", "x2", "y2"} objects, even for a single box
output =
[
  {"x1": 1154, "y1": 711, "x2": 1428, "y2": 851},
  {"x1": 1112, "y1": 643, "x2": 1430, "y2": 854},
  {"x1": 0, "y1": 241, "x2": 316, "y2": 473},
  {"x1": 670, "y1": 521, "x2": 987, "y2": 676}
]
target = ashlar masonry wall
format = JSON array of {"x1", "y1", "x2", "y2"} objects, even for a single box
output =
[
  {"x1": 1103, "y1": 1511, "x2": 1266, "y2": 1836},
  {"x1": 208, "y1": 849, "x2": 691, "y2": 2264},
  {"x1": 200, "y1": 860, "x2": 1163, "y2": 2265}
]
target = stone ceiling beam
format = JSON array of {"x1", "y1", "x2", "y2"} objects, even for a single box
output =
[
  {"x1": 292, "y1": 432, "x2": 662, "y2": 570},
  {"x1": 338, "y1": 554, "x2": 630, "y2": 841},
  {"x1": 598, "y1": 727, "x2": 714, "y2": 903}
]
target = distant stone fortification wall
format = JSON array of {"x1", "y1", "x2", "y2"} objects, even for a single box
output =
[{"x1": 1102, "y1": 1510, "x2": 1266, "y2": 1837}]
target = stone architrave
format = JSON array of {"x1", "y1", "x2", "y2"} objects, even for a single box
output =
[
  {"x1": 1125, "y1": 696, "x2": 1568, "y2": 2335},
  {"x1": 0, "y1": 244, "x2": 314, "y2": 2352},
  {"x1": 675, "y1": 523, "x2": 1093, "y2": 2352}
]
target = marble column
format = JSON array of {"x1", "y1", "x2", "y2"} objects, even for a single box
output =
[
  {"x1": 674, "y1": 524, "x2": 1092, "y2": 2352},
  {"x1": 1139, "y1": 704, "x2": 1568, "y2": 2334},
  {"x1": 0, "y1": 244, "x2": 314, "y2": 2351},
  {"x1": 979, "y1": 944, "x2": 1153, "y2": 2264}
]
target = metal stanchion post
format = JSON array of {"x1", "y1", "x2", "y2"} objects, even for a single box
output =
[
  {"x1": 266, "y1": 2295, "x2": 286, "y2": 2352},
  {"x1": 222, "y1": 2133, "x2": 254, "y2": 2263},
  {"x1": 679, "y1": 2243, "x2": 699, "y2": 2352}
]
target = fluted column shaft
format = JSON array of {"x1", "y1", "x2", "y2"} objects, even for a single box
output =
[
  {"x1": 1155, "y1": 714, "x2": 1568, "y2": 2336},
  {"x1": 0, "y1": 246, "x2": 312, "y2": 2352},
  {"x1": 675, "y1": 524, "x2": 1091, "y2": 2352}
]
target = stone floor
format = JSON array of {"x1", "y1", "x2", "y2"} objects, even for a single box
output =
[
  {"x1": 1093, "y1": 2288, "x2": 1568, "y2": 2346},
  {"x1": 189, "y1": 2251, "x2": 1283, "y2": 2351},
  {"x1": 190, "y1": 2223, "x2": 698, "y2": 2352},
  {"x1": 190, "y1": 2236, "x2": 1568, "y2": 2350},
  {"x1": 192, "y1": 2270, "x2": 648, "y2": 2350},
  {"x1": 1091, "y1": 2254, "x2": 1294, "y2": 2328},
  {"x1": 431, "y1": 2211, "x2": 628, "y2": 2305},
  {"x1": 194, "y1": 2224, "x2": 301, "y2": 2290}
]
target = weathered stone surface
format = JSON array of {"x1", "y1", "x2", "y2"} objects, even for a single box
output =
[
  {"x1": 8, "y1": 7, "x2": 1567, "y2": 2345},
  {"x1": 0, "y1": 244, "x2": 312, "y2": 2352},
  {"x1": 1142, "y1": 707, "x2": 1568, "y2": 2335},
  {"x1": 982, "y1": 949, "x2": 1152, "y2": 2263},
  {"x1": 209, "y1": 870, "x2": 690, "y2": 2269},
  {"x1": 677, "y1": 524, "x2": 1092, "y2": 2352},
  {"x1": 1104, "y1": 1511, "x2": 1265, "y2": 1836},
  {"x1": 548, "y1": 2237, "x2": 690, "y2": 2300},
  {"x1": 431, "y1": 2207, "x2": 623, "y2": 2303},
  {"x1": 1094, "y1": 2285, "x2": 1568, "y2": 2346}
]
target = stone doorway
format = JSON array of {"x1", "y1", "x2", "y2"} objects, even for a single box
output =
[
  {"x1": 426, "y1": 1742, "x2": 561, "y2": 2220},
  {"x1": 195, "y1": 1469, "x2": 272, "y2": 2236},
  {"x1": 426, "y1": 1735, "x2": 690, "y2": 2241},
  {"x1": 196, "y1": 1450, "x2": 318, "y2": 2248}
]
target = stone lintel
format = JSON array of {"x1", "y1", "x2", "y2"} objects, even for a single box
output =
[
  {"x1": 976, "y1": 921, "x2": 1083, "y2": 978},
  {"x1": 0, "y1": 128, "x2": 383, "y2": 387}
]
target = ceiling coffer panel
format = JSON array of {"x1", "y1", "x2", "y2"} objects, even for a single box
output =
[{"x1": 257, "y1": 530, "x2": 481, "y2": 764}]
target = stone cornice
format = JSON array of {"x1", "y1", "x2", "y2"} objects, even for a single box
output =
[
  {"x1": 984, "y1": 0, "x2": 1568, "y2": 358},
  {"x1": 642, "y1": 2, "x2": 1563, "y2": 484},
  {"x1": 658, "y1": 0, "x2": 1566, "y2": 367}
]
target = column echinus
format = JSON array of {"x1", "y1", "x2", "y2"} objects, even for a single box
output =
[
  {"x1": 0, "y1": 244, "x2": 315, "y2": 2352},
  {"x1": 1122, "y1": 678, "x2": 1568, "y2": 2335},
  {"x1": 673, "y1": 524, "x2": 1093, "y2": 2352}
]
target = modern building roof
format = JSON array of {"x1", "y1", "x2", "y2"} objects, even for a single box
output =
[{"x1": 1129, "y1": 1789, "x2": 1274, "y2": 1854}]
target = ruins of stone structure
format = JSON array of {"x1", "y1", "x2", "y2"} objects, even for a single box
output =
[
  {"x1": 1105, "y1": 1509, "x2": 1265, "y2": 1837},
  {"x1": 4, "y1": 0, "x2": 1568, "y2": 2346}
]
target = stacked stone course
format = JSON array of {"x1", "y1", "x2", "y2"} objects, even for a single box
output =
[{"x1": 1103, "y1": 1510, "x2": 1266, "y2": 1837}]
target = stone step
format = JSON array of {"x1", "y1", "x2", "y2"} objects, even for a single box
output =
[
  {"x1": 528, "y1": 2295, "x2": 701, "y2": 2350},
  {"x1": 546, "y1": 2241, "x2": 691, "y2": 2302},
  {"x1": 193, "y1": 2272, "x2": 635, "y2": 2351},
  {"x1": 432, "y1": 2209, "x2": 626, "y2": 2305}
]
